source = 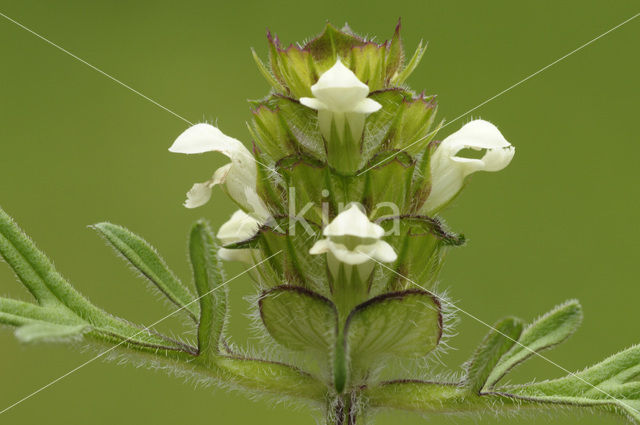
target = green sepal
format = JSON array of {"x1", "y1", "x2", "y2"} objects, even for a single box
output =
[
  {"x1": 361, "y1": 89, "x2": 408, "y2": 162},
  {"x1": 304, "y1": 23, "x2": 367, "y2": 69},
  {"x1": 325, "y1": 111, "x2": 362, "y2": 174},
  {"x1": 325, "y1": 172, "x2": 367, "y2": 215},
  {"x1": 391, "y1": 40, "x2": 427, "y2": 86},
  {"x1": 15, "y1": 322, "x2": 89, "y2": 343},
  {"x1": 348, "y1": 42, "x2": 386, "y2": 92},
  {"x1": 464, "y1": 317, "x2": 524, "y2": 394},
  {"x1": 408, "y1": 138, "x2": 440, "y2": 213},
  {"x1": 253, "y1": 148, "x2": 286, "y2": 216},
  {"x1": 385, "y1": 19, "x2": 404, "y2": 84},
  {"x1": 278, "y1": 155, "x2": 329, "y2": 225},
  {"x1": 259, "y1": 285, "x2": 337, "y2": 353},
  {"x1": 363, "y1": 150, "x2": 415, "y2": 215},
  {"x1": 392, "y1": 95, "x2": 438, "y2": 155},
  {"x1": 228, "y1": 216, "x2": 325, "y2": 292},
  {"x1": 277, "y1": 156, "x2": 376, "y2": 224},
  {"x1": 251, "y1": 47, "x2": 285, "y2": 92},
  {"x1": 249, "y1": 104, "x2": 295, "y2": 160},
  {"x1": 360, "y1": 90, "x2": 439, "y2": 168},
  {"x1": 92, "y1": 222, "x2": 198, "y2": 322},
  {"x1": 249, "y1": 96, "x2": 325, "y2": 161},
  {"x1": 279, "y1": 47, "x2": 316, "y2": 98},
  {"x1": 377, "y1": 215, "x2": 465, "y2": 292},
  {"x1": 189, "y1": 220, "x2": 228, "y2": 362},
  {"x1": 262, "y1": 23, "x2": 410, "y2": 98},
  {"x1": 486, "y1": 300, "x2": 583, "y2": 387},
  {"x1": 344, "y1": 290, "x2": 442, "y2": 372},
  {"x1": 277, "y1": 97, "x2": 326, "y2": 160}
]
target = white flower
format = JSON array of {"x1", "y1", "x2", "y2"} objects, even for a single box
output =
[
  {"x1": 421, "y1": 119, "x2": 515, "y2": 214},
  {"x1": 217, "y1": 210, "x2": 261, "y2": 264},
  {"x1": 300, "y1": 59, "x2": 381, "y2": 143},
  {"x1": 169, "y1": 123, "x2": 269, "y2": 220},
  {"x1": 309, "y1": 204, "x2": 396, "y2": 281}
]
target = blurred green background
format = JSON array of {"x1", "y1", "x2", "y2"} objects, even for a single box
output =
[{"x1": 0, "y1": 0, "x2": 638, "y2": 424}]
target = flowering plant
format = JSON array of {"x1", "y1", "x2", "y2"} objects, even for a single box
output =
[{"x1": 1, "y1": 23, "x2": 639, "y2": 425}]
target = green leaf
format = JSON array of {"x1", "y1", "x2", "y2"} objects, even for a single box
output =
[
  {"x1": 0, "y1": 207, "x2": 197, "y2": 355},
  {"x1": 0, "y1": 297, "x2": 78, "y2": 326},
  {"x1": 486, "y1": 300, "x2": 583, "y2": 387},
  {"x1": 0, "y1": 206, "x2": 62, "y2": 305},
  {"x1": 344, "y1": 290, "x2": 441, "y2": 370},
  {"x1": 93, "y1": 222, "x2": 198, "y2": 321},
  {"x1": 464, "y1": 317, "x2": 524, "y2": 393},
  {"x1": 259, "y1": 285, "x2": 338, "y2": 353},
  {"x1": 189, "y1": 220, "x2": 228, "y2": 362},
  {"x1": 506, "y1": 344, "x2": 640, "y2": 423},
  {"x1": 0, "y1": 206, "x2": 105, "y2": 321},
  {"x1": 15, "y1": 323, "x2": 88, "y2": 343}
]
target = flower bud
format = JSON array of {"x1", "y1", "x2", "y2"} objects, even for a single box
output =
[
  {"x1": 169, "y1": 123, "x2": 270, "y2": 220},
  {"x1": 420, "y1": 120, "x2": 515, "y2": 214}
]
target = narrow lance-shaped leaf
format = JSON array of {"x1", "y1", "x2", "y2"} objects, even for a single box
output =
[
  {"x1": 0, "y1": 206, "x2": 61, "y2": 305},
  {"x1": 0, "y1": 297, "x2": 80, "y2": 327},
  {"x1": 15, "y1": 323, "x2": 89, "y2": 343},
  {"x1": 1, "y1": 207, "x2": 198, "y2": 355},
  {"x1": 464, "y1": 317, "x2": 524, "y2": 393},
  {"x1": 486, "y1": 300, "x2": 583, "y2": 388},
  {"x1": 506, "y1": 344, "x2": 640, "y2": 424},
  {"x1": 0, "y1": 206, "x2": 108, "y2": 323},
  {"x1": 189, "y1": 220, "x2": 227, "y2": 362},
  {"x1": 93, "y1": 222, "x2": 198, "y2": 321}
]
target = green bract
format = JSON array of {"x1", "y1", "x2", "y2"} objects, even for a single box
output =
[{"x1": 0, "y1": 22, "x2": 637, "y2": 425}]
